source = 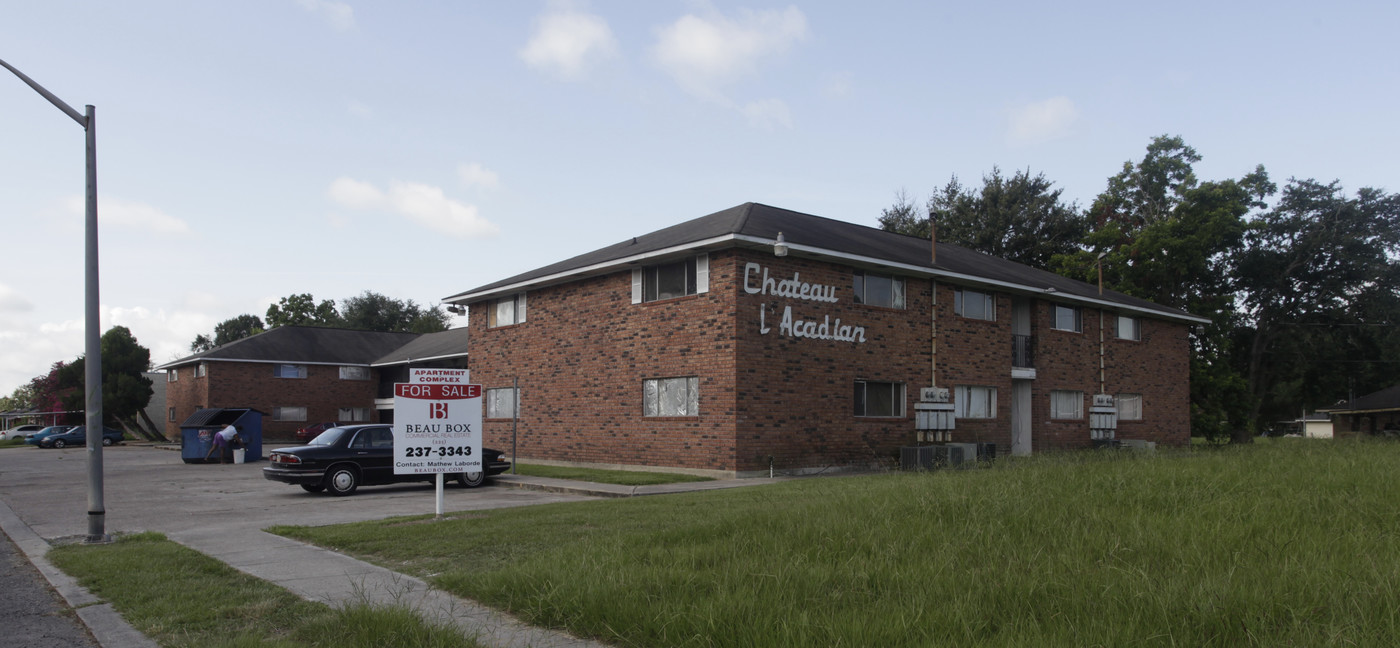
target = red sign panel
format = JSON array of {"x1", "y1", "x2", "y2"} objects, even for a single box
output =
[{"x1": 394, "y1": 383, "x2": 482, "y2": 400}]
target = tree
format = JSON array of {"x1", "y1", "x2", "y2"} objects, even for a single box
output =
[
  {"x1": 1233, "y1": 179, "x2": 1400, "y2": 433},
  {"x1": 57, "y1": 327, "x2": 154, "y2": 425},
  {"x1": 339, "y1": 291, "x2": 450, "y2": 333},
  {"x1": 189, "y1": 314, "x2": 265, "y2": 352},
  {"x1": 24, "y1": 362, "x2": 74, "y2": 416},
  {"x1": 265, "y1": 293, "x2": 339, "y2": 328},
  {"x1": 1054, "y1": 135, "x2": 1273, "y2": 442},
  {"x1": 879, "y1": 168, "x2": 1087, "y2": 270}
]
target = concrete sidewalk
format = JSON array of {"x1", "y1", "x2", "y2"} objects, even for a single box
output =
[{"x1": 0, "y1": 463, "x2": 788, "y2": 648}]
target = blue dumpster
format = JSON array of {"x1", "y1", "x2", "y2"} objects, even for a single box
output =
[{"x1": 179, "y1": 408, "x2": 264, "y2": 464}]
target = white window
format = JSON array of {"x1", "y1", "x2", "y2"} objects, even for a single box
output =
[
  {"x1": 954, "y1": 385, "x2": 998, "y2": 419},
  {"x1": 168, "y1": 407, "x2": 176, "y2": 422},
  {"x1": 487, "y1": 293, "x2": 527, "y2": 327},
  {"x1": 644, "y1": 377, "x2": 700, "y2": 417},
  {"x1": 339, "y1": 366, "x2": 370, "y2": 381},
  {"x1": 1117, "y1": 316, "x2": 1140, "y2": 341},
  {"x1": 1117, "y1": 393, "x2": 1143, "y2": 420},
  {"x1": 338, "y1": 407, "x2": 371, "y2": 422},
  {"x1": 167, "y1": 370, "x2": 178, "y2": 382},
  {"x1": 274, "y1": 364, "x2": 307, "y2": 379},
  {"x1": 854, "y1": 380, "x2": 905, "y2": 417},
  {"x1": 853, "y1": 271, "x2": 905, "y2": 309},
  {"x1": 954, "y1": 289, "x2": 995, "y2": 321},
  {"x1": 1053, "y1": 305, "x2": 1082, "y2": 332},
  {"x1": 486, "y1": 388, "x2": 519, "y2": 419},
  {"x1": 194, "y1": 363, "x2": 207, "y2": 378},
  {"x1": 632, "y1": 255, "x2": 709, "y2": 303},
  {"x1": 1051, "y1": 390, "x2": 1084, "y2": 419},
  {"x1": 273, "y1": 406, "x2": 308, "y2": 422}
]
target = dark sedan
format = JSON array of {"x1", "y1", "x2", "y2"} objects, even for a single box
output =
[
  {"x1": 39, "y1": 426, "x2": 124, "y2": 448},
  {"x1": 262, "y1": 424, "x2": 510, "y2": 496}
]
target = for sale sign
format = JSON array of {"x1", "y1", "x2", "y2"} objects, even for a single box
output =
[{"x1": 392, "y1": 382, "x2": 482, "y2": 475}]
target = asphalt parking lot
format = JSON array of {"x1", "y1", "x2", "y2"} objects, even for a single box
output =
[{"x1": 0, "y1": 442, "x2": 592, "y2": 543}]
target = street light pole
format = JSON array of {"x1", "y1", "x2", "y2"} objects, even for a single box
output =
[{"x1": 1, "y1": 58, "x2": 108, "y2": 543}]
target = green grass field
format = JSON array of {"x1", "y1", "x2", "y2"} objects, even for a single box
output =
[
  {"x1": 273, "y1": 440, "x2": 1400, "y2": 647},
  {"x1": 48, "y1": 532, "x2": 481, "y2": 648},
  {"x1": 511, "y1": 462, "x2": 714, "y2": 485}
]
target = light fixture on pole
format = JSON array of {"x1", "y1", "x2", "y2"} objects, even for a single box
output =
[
  {"x1": 774, "y1": 232, "x2": 789, "y2": 257},
  {"x1": 1, "y1": 58, "x2": 109, "y2": 543}
]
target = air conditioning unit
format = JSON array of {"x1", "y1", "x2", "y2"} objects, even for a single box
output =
[
  {"x1": 920, "y1": 387, "x2": 950, "y2": 403},
  {"x1": 1089, "y1": 394, "x2": 1117, "y2": 440},
  {"x1": 915, "y1": 386, "x2": 955, "y2": 435}
]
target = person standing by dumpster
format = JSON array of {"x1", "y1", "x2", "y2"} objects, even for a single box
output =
[{"x1": 204, "y1": 425, "x2": 239, "y2": 463}]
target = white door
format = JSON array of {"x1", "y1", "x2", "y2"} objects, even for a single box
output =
[{"x1": 1012, "y1": 379, "x2": 1032, "y2": 456}]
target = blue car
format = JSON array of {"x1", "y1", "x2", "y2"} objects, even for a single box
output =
[
  {"x1": 24, "y1": 425, "x2": 74, "y2": 446},
  {"x1": 39, "y1": 425, "x2": 124, "y2": 449}
]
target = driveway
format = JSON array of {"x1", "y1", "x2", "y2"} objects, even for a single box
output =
[{"x1": 0, "y1": 443, "x2": 593, "y2": 542}]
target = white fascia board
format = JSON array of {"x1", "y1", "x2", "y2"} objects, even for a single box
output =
[
  {"x1": 153, "y1": 358, "x2": 368, "y2": 371},
  {"x1": 444, "y1": 234, "x2": 738, "y2": 304},
  {"x1": 733, "y1": 235, "x2": 1212, "y2": 325},
  {"x1": 443, "y1": 233, "x2": 1209, "y2": 326},
  {"x1": 371, "y1": 352, "x2": 469, "y2": 367}
]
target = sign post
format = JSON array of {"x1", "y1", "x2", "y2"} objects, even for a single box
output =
[{"x1": 393, "y1": 369, "x2": 481, "y2": 517}]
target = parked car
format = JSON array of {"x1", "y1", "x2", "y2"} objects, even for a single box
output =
[
  {"x1": 39, "y1": 426, "x2": 124, "y2": 449},
  {"x1": 294, "y1": 421, "x2": 342, "y2": 443},
  {"x1": 1, "y1": 424, "x2": 47, "y2": 441},
  {"x1": 263, "y1": 424, "x2": 510, "y2": 496},
  {"x1": 24, "y1": 425, "x2": 74, "y2": 446}
]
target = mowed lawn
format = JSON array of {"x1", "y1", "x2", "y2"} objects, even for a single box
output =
[{"x1": 272, "y1": 440, "x2": 1400, "y2": 647}]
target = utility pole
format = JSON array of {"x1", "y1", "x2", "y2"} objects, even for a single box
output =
[{"x1": 1, "y1": 58, "x2": 108, "y2": 543}]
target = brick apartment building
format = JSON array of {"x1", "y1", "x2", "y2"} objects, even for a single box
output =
[
  {"x1": 445, "y1": 203, "x2": 1205, "y2": 477},
  {"x1": 156, "y1": 326, "x2": 469, "y2": 440}
]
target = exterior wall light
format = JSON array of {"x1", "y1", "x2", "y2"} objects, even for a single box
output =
[{"x1": 774, "y1": 232, "x2": 789, "y2": 257}]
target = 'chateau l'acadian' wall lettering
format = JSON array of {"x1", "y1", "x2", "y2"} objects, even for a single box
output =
[{"x1": 744, "y1": 262, "x2": 867, "y2": 343}]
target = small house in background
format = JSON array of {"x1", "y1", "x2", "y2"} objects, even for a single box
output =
[
  {"x1": 155, "y1": 326, "x2": 470, "y2": 441},
  {"x1": 1322, "y1": 384, "x2": 1400, "y2": 437},
  {"x1": 1276, "y1": 412, "x2": 1333, "y2": 438}
]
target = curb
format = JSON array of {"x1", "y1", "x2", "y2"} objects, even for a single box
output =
[{"x1": 0, "y1": 500, "x2": 159, "y2": 648}]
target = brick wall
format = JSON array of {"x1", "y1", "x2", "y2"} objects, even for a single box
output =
[
  {"x1": 163, "y1": 362, "x2": 378, "y2": 440},
  {"x1": 470, "y1": 249, "x2": 1195, "y2": 474}
]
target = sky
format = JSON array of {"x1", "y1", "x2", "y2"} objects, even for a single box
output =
[{"x1": 2, "y1": 0, "x2": 1397, "y2": 397}]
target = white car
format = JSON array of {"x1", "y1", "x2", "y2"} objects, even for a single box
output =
[{"x1": 1, "y1": 424, "x2": 47, "y2": 441}]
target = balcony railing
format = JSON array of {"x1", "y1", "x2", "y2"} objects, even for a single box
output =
[{"x1": 1012, "y1": 334, "x2": 1034, "y2": 369}]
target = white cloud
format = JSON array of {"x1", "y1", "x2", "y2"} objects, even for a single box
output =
[
  {"x1": 326, "y1": 177, "x2": 500, "y2": 239},
  {"x1": 64, "y1": 196, "x2": 190, "y2": 234},
  {"x1": 743, "y1": 98, "x2": 793, "y2": 130},
  {"x1": 1006, "y1": 96, "x2": 1079, "y2": 146},
  {"x1": 520, "y1": 5, "x2": 619, "y2": 80},
  {"x1": 327, "y1": 177, "x2": 385, "y2": 209},
  {"x1": 652, "y1": 5, "x2": 809, "y2": 102},
  {"x1": 0, "y1": 283, "x2": 34, "y2": 313},
  {"x1": 458, "y1": 163, "x2": 501, "y2": 190},
  {"x1": 296, "y1": 0, "x2": 355, "y2": 31}
]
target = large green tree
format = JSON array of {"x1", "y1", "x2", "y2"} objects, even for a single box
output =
[
  {"x1": 339, "y1": 291, "x2": 450, "y2": 333},
  {"x1": 1051, "y1": 136, "x2": 1272, "y2": 443},
  {"x1": 57, "y1": 327, "x2": 154, "y2": 426},
  {"x1": 1233, "y1": 179, "x2": 1400, "y2": 431},
  {"x1": 879, "y1": 168, "x2": 1086, "y2": 270},
  {"x1": 190, "y1": 314, "x2": 266, "y2": 352},
  {"x1": 264, "y1": 293, "x2": 340, "y2": 328}
]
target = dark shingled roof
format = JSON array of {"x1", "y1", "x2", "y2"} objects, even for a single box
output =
[
  {"x1": 1328, "y1": 384, "x2": 1400, "y2": 413},
  {"x1": 445, "y1": 202, "x2": 1205, "y2": 323},
  {"x1": 154, "y1": 326, "x2": 426, "y2": 370},
  {"x1": 372, "y1": 327, "x2": 471, "y2": 366}
]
